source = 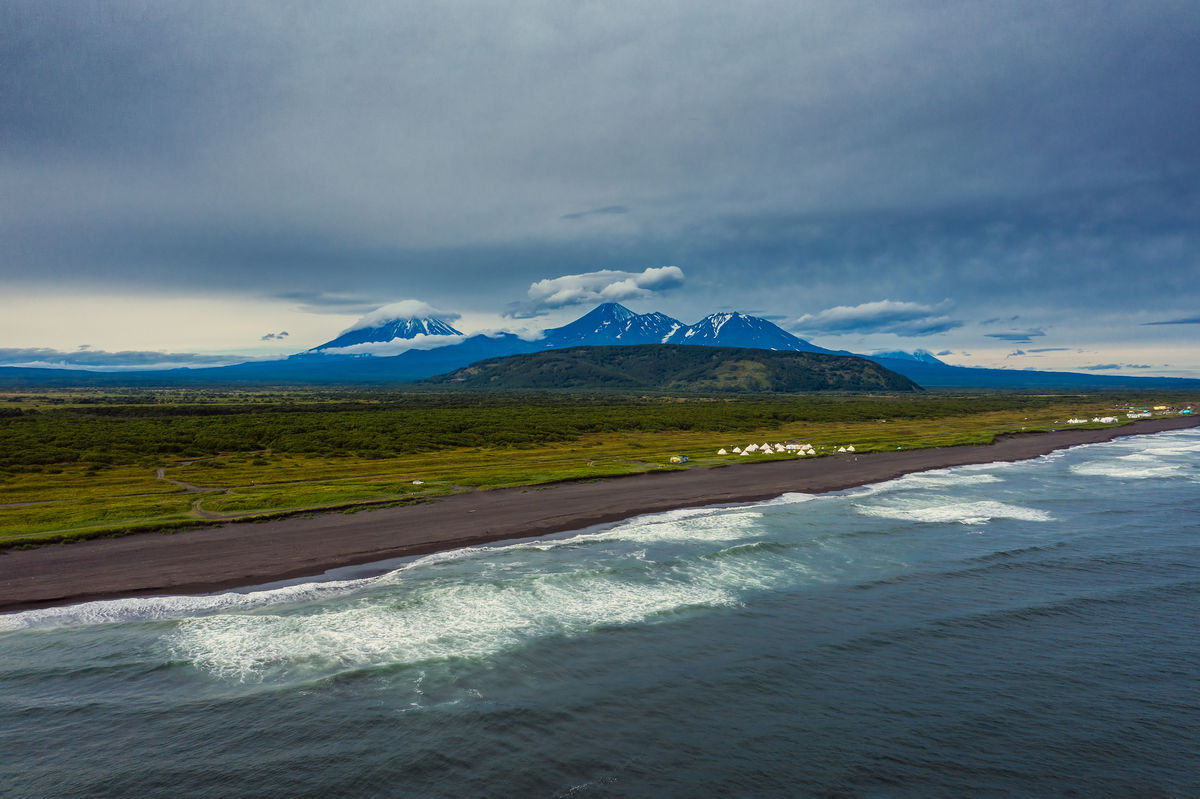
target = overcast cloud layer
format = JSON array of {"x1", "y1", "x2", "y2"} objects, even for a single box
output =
[{"x1": 2, "y1": 1, "x2": 1198, "y2": 373}]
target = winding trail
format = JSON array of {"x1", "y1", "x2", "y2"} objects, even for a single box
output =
[
  {"x1": 154, "y1": 466, "x2": 231, "y2": 519},
  {"x1": 0, "y1": 501, "x2": 58, "y2": 510}
]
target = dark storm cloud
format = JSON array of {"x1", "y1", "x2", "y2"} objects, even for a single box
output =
[
  {"x1": 985, "y1": 330, "x2": 1046, "y2": 343},
  {"x1": 2, "y1": 0, "x2": 1198, "y2": 329},
  {"x1": 561, "y1": 206, "x2": 629, "y2": 221},
  {"x1": 275, "y1": 291, "x2": 383, "y2": 315},
  {"x1": 1143, "y1": 316, "x2": 1200, "y2": 325}
]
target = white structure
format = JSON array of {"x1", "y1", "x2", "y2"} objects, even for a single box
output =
[
  {"x1": 745, "y1": 444, "x2": 758, "y2": 452},
  {"x1": 412, "y1": 480, "x2": 425, "y2": 485},
  {"x1": 717, "y1": 448, "x2": 728, "y2": 455},
  {"x1": 847, "y1": 445, "x2": 856, "y2": 452},
  {"x1": 740, "y1": 449, "x2": 752, "y2": 456},
  {"x1": 837, "y1": 446, "x2": 847, "y2": 453},
  {"x1": 732, "y1": 446, "x2": 742, "y2": 453},
  {"x1": 1093, "y1": 416, "x2": 1118, "y2": 423},
  {"x1": 1067, "y1": 418, "x2": 1088, "y2": 424}
]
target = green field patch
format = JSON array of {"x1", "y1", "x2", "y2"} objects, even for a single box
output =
[
  {"x1": 199, "y1": 480, "x2": 449, "y2": 514},
  {"x1": 0, "y1": 493, "x2": 196, "y2": 539}
]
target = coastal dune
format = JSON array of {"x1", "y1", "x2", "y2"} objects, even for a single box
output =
[{"x1": 2, "y1": 415, "x2": 1197, "y2": 613}]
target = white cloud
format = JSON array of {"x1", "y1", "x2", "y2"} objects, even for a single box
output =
[
  {"x1": 791, "y1": 299, "x2": 961, "y2": 337},
  {"x1": 511, "y1": 266, "x2": 685, "y2": 317},
  {"x1": 0, "y1": 347, "x2": 258, "y2": 370},
  {"x1": 319, "y1": 334, "x2": 466, "y2": 356},
  {"x1": 346, "y1": 300, "x2": 461, "y2": 332}
]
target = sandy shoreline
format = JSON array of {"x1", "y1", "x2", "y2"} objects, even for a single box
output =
[{"x1": 2, "y1": 415, "x2": 1197, "y2": 613}]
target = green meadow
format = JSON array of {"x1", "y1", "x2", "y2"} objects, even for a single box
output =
[{"x1": 0, "y1": 388, "x2": 1191, "y2": 548}]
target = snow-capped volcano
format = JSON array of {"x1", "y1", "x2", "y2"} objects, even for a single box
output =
[
  {"x1": 311, "y1": 302, "x2": 464, "y2": 352},
  {"x1": 541, "y1": 302, "x2": 683, "y2": 347},
  {"x1": 665, "y1": 312, "x2": 834, "y2": 353},
  {"x1": 870, "y1": 349, "x2": 948, "y2": 366}
]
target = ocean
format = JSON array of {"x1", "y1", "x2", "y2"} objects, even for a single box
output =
[{"x1": 2, "y1": 429, "x2": 1198, "y2": 798}]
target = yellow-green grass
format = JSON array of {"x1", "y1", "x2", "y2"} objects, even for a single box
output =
[{"x1": 0, "y1": 395, "x2": 1163, "y2": 547}]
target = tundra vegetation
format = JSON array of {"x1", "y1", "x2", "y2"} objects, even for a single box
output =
[{"x1": 0, "y1": 388, "x2": 1191, "y2": 548}]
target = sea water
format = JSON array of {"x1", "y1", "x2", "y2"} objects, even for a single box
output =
[{"x1": 2, "y1": 430, "x2": 1198, "y2": 797}]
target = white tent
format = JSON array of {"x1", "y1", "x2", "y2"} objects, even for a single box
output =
[
  {"x1": 847, "y1": 445, "x2": 856, "y2": 452},
  {"x1": 837, "y1": 446, "x2": 846, "y2": 453},
  {"x1": 732, "y1": 446, "x2": 742, "y2": 453},
  {"x1": 745, "y1": 444, "x2": 759, "y2": 452},
  {"x1": 717, "y1": 448, "x2": 728, "y2": 455},
  {"x1": 740, "y1": 450, "x2": 752, "y2": 456}
]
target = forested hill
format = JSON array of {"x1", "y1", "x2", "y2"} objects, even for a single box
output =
[{"x1": 423, "y1": 345, "x2": 922, "y2": 393}]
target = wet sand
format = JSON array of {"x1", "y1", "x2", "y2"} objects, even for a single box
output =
[{"x1": 2, "y1": 415, "x2": 1197, "y2": 613}]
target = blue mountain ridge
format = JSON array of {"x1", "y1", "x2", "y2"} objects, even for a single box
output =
[{"x1": 2, "y1": 302, "x2": 1198, "y2": 390}]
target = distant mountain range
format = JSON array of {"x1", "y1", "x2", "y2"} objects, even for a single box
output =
[
  {"x1": 2, "y1": 302, "x2": 1198, "y2": 390},
  {"x1": 310, "y1": 302, "x2": 834, "y2": 355},
  {"x1": 424, "y1": 345, "x2": 920, "y2": 393}
]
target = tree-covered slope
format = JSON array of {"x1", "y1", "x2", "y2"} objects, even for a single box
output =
[{"x1": 424, "y1": 344, "x2": 922, "y2": 392}]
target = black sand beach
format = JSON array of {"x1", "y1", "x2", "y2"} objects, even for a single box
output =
[{"x1": 2, "y1": 415, "x2": 1196, "y2": 613}]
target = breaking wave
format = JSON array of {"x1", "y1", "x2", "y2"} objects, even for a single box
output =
[{"x1": 854, "y1": 499, "x2": 1053, "y2": 525}]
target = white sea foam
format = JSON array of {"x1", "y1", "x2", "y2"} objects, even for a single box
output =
[
  {"x1": 167, "y1": 566, "x2": 743, "y2": 681},
  {"x1": 854, "y1": 499, "x2": 1052, "y2": 525},
  {"x1": 1069, "y1": 449, "x2": 1189, "y2": 480},
  {"x1": 0, "y1": 576, "x2": 385, "y2": 632}
]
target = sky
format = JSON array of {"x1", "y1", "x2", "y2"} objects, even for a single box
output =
[{"x1": 2, "y1": 0, "x2": 1198, "y2": 375}]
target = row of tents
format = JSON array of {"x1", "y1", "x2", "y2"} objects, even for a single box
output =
[{"x1": 715, "y1": 443, "x2": 856, "y2": 457}]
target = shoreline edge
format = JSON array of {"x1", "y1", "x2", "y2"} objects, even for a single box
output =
[{"x1": 2, "y1": 415, "x2": 1197, "y2": 613}]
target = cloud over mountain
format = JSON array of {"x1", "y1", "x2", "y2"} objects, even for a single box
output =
[
  {"x1": 790, "y1": 300, "x2": 961, "y2": 337},
  {"x1": 345, "y1": 300, "x2": 460, "y2": 332},
  {"x1": 508, "y1": 266, "x2": 685, "y2": 317}
]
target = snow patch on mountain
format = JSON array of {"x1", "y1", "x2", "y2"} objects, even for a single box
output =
[{"x1": 346, "y1": 301, "x2": 461, "y2": 332}]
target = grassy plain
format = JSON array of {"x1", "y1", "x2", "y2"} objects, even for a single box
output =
[{"x1": 0, "y1": 388, "x2": 1192, "y2": 548}]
